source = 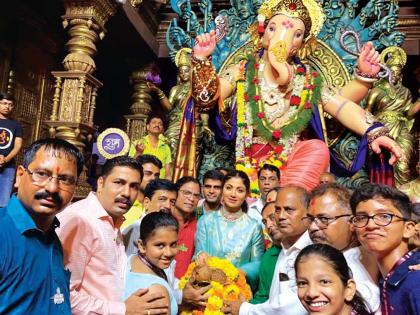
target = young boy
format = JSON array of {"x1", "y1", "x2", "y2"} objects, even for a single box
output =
[{"x1": 350, "y1": 184, "x2": 420, "y2": 315}]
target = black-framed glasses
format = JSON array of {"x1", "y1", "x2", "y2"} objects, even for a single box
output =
[
  {"x1": 350, "y1": 213, "x2": 407, "y2": 228},
  {"x1": 301, "y1": 214, "x2": 351, "y2": 228},
  {"x1": 24, "y1": 167, "x2": 76, "y2": 190},
  {"x1": 179, "y1": 189, "x2": 201, "y2": 200}
]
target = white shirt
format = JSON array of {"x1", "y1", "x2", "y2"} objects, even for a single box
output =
[
  {"x1": 239, "y1": 231, "x2": 312, "y2": 315},
  {"x1": 248, "y1": 198, "x2": 264, "y2": 225},
  {"x1": 343, "y1": 247, "x2": 381, "y2": 314}
]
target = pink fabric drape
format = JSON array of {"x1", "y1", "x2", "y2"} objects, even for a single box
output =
[{"x1": 281, "y1": 139, "x2": 330, "y2": 191}]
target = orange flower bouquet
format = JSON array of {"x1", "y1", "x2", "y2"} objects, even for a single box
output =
[{"x1": 179, "y1": 257, "x2": 252, "y2": 315}]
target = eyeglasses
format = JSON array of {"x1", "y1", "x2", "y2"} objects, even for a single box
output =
[
  {"x1": 24, "y1": 167, "x2": 76, "y2": 190},
  {"x1": 301, "y1": 214, "x2": 351, "y2": 228},
  {"x1": 179, "y1": 189, "x2": 201, "y2": 200},
  {"x1": 350, "y1": 213, "x2": 407, "y2": 228}
]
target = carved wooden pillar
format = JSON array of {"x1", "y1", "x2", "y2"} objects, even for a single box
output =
[
  {"x1": 45, "y1": 0, "x2": 116, "y2": 151},
  {"x1": 44, "y1": 0, "x2": 116, "y2": 198},
  {"x1": 125, "y1": 66, "x2": 153, "y2": 141}
]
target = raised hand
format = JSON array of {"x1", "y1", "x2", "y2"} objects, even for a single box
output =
[
  {"x1": 357, "y1": 42, "x2": 381, "y2": 77},
  {"x1": 193, "y1": 30, "x2": 217, "y2": 59}
]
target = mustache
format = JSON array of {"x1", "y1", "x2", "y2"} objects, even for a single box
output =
[
  {"x1": 115, "y1": 197, "x2": 133, "y2": 207},
  {"x1": 34, "y1": 191, "x2": 63, "y2": 205}
]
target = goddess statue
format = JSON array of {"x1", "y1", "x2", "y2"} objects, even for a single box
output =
[
  {"x1": 366, "y1": 47, "x2": 420, "y2": 186},
  {"x1": 175, "y1": 0, "x2": 403, "y2": 191}
]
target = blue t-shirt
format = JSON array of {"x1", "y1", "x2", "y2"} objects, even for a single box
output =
[
  {"x1": 0, "y1": 195, "x2": 71, "y2": 315},
  {"x1": 124, "y1": 255, "x2": 178, "y2": 315},
  {"x1": 380, "y1": 250, "x2": 420, "y2": 315}
]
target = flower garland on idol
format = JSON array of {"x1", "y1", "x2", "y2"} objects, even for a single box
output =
[
  {"x1": 235, "y1": 53, "x2": 322, "y2": 196},
  {"x1": 179, "y1": 257, "x2": 252, "y2": 315}
]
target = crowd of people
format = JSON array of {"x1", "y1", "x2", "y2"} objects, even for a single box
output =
[{"x1": 0, "y1": 130, "x2": 419, "y2": 315}]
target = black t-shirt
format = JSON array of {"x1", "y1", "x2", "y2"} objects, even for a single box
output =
[{"x1": 0, "y1": 118, "x2": 23, "y2": 165}]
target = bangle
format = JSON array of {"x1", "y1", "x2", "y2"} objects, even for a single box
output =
[
  {"x1": 157, "y1": 90, "x2": 166, "y2": 100},
  {"x1": 354, "y1": 67, "x2": 378, "y2": 83},
  {"x1": 354, "y1": 72, "x2": 377, "y2": 83},
  {"x1": 367, "y1": 126, "x2": 392, "y2": 148}
]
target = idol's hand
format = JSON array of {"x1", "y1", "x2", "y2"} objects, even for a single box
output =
[
  {"x1": 357, "y1": 42, "x2": 381, "y2": 77},
  {"x1": 193, "y1": 30, "x2": 217, "y2": 59},
  {"x1": 371, "y1": 136, "x2": 403, "y2": 165}
]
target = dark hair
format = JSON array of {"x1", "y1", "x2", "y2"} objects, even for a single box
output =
[
  {"x1": 411, "y1": 203, "x2": 420, "y2": 223},
  {"x1": 175, "y1": 176, "x2": 201, "y2": 191},
  {"x1": 144, "y1": 179, "x2": 177, "y2": 200},
  {"x1": 295, "y1": 244, "x2": 373, "y2": 315},
  {"x1": 261, "y1": 201, "x2": 275, "y2": 216},
  {"x1": 215, "y1": 166, "x2": 231, "y2": 173},
  {"x1": 146, "y1": 112, "x2": 164, "y2": 126},
  {"x1": 136, "y1": 154, "x2": 163, "y2": 170},
  {"x1": 312, "y1": 183, "x2": 351, "y2": 213},
  {"x1": 203, "y1": 169, "x2": 225, "y2": 184},
  {"x1": 23, "y1": 138, "x2": 84, "y2": 176},
  {"x1": 0, "y1": 92, "x2": 14, "y2": 102},
  {"x1": 101, "y1": 156, "x2": 143, "y2": 180},
  {"x1": 258, "y1": 164, "x2": 280, "y2": 179},
  {"x1": 350, "y1": 184, "x2": 412, "y2": 220},
  {"x1": 140, "y1": 212, "x2": 179, "y2": 242},
  {"x1": 281, "y1": 185, "x2": 311, "y2": 208},
  {"x1": 224, "y1": 170, "x2": 250, "y2": 213}
]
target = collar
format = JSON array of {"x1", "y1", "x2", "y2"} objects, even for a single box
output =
[
  {"x1": 386, "y1": 250, "x2": 420, "y2": 287},
  {"x1": 343, "y1": 246, "x2": 361, "y2": 259},
  {"x1": 268, "y1": 245, "x2": 281, "y2": 256},
  {"x1": 142, "y1": 134, "x2": 166, "y2": 147},
  {"x1": 250, "y1": 198, "x2": 264, "y2": 210},
  {"x1": 86, "y1": 192, "x2": 124, "y2": 228},
  {"x1": 282, "y1": 231, "x2": 312, "y2": 257},
  {"x1": 7, "y1": 194, "x2": 60, "y2": 235}
]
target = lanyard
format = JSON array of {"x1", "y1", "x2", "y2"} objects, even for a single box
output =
[
  {"x1": 137, "y1": 251, "x2": 168, "y2": 282},
  {"x1": 381, "y1": 251, "x2": 413, "y2": 315}
]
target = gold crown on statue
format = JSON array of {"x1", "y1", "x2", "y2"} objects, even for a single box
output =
[
  {"x1": 257, "y1": 0, "x2": 325, "y2": 39},
  {"x1": 175, "y1": 48, "x2": 192, "y2": 68},
  {"x1": 380, "y1": 46, "x2": 407, "y2": 68}
]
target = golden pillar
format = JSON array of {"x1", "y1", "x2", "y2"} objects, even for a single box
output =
[
  {"x1": 125, "y1": 67, "x2": 153, "y2": 141},
  {"x1": 44, "y1": 0, "x2": 116, "y2": 197}
]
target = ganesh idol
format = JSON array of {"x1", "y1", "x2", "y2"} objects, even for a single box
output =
[{"x1": 174, "y1": 0, "x2": 403, "y2": 191}]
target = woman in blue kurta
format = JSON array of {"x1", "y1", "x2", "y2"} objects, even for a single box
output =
[{"x1": 195, "y1": 170, "x2": 264, "y2": 287}]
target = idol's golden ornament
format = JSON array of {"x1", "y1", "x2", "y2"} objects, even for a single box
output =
[{"x1": 366, "y1": 46, "x2": 419, "y2": 186}]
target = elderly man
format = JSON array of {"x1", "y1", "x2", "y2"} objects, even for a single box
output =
[
  {"x1": 224, "y1": 185, "x2": 311, "y2": 315},
  {"x1": 302, "y1": 183, "x2": 381, "y2": 313},
  {"x1": 0, "y1": 138, "x2": 83, "y2": 314}
]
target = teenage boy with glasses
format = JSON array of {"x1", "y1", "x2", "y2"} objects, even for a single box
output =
[{"x1": 350, "y1": 184, "x2": 420, "y2": 315}]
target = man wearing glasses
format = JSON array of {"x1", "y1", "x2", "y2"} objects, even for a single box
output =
[
  {"x1": 350, "y1": 184, "x2": 420, "y2": 315},
  {"x1": 172, "y1": 176, "x2": 201, "y2": 279},
  {"x1": 0, "y1": 92, "x2": 23, "y2": 207},
  {"x1": 302, "y1": 183, "x2": 381, "y2": 314},
  {"x1": 0, "y1": 138, "x2": 83, "y2": 314}
]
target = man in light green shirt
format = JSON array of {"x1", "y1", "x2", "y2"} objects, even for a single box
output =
[{"x1": 129, "y1": 113, "x2": 172, "y2": 179}]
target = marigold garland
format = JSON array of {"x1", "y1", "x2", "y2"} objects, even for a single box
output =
[{"x1": 179, "y1": 257, "x2": 252, "y2": 315}]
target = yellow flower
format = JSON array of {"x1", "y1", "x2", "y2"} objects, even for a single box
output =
[
  {"x1": 207, "y1": 257, "x2": 239, "y2": 282},
  {"x1": 207, "y1": 296, "x2": 223, "y2": 311},
  {"x1": 223, "y1": 284, "x2": 240, "y2": 301}
]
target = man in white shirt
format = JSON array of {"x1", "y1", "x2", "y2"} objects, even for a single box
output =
[
  {"x1": 302, "y1": 183, "x2": 381, "y2": 314},
  {"x1": 224, "y1": 185, "x2": 311, "y2": 315},
  {"x1": 248, "y1": 164, "x2": 280, "y2": 224}
]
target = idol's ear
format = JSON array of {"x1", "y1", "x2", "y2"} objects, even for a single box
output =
[{"x1": 297, "y1": 35, "x2": 318, "y2": 60}]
